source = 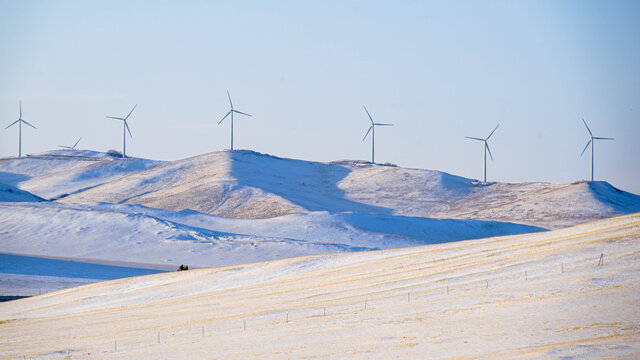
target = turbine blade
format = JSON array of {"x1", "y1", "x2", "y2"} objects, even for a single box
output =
[
  {"x1": 106, "y1": 116, "x2": 125, "y2": 120},
  {"x1": 363, "y1": 105, "x2": 374, "y2": 124},
  {"x1": 73, "y1": 137, "x2": 83, "y2": 148},
  {"x1": 218, "y1": 111, "x2": 231, "y2": 124},
  {"x1": 593, "y1": 137, "x2": 614, "y2": 140},
  {"x1": 486, "y1": 124, "x2": 500, "y2": 140},
  {"x1": 124, "y1": 120, "x2": 132, "y2": 138},
  {"x1": 233, "y1": 110, "x2": 252, "y2": 117},
  {"x1": 486, "y1": 142, "x2": 494, "y2": 160},
  {"x1": 582, "y1": 118, "x2": 592, "y2": 137},
  {"x1": 124, "y1": 104, "x2": 137, "y2": 120},
  {"x1": 58, "y1": 145, "x2": 71, "y2": 149},
  {"x1": 362, "y1": 126, "x2": 373, "y2": 141},
  {"x1": 374, "y1": 123, "x2": 393, "y2": 126},
  {"x1": 22, "y1": 119, "x2": 37, "y2": 129},
  {"x1": 19, "y1": 100, "x2": 22, "y2": 119},
  {"x1": 227, "y1": 90, "x2": 233, "y2": 109},
  {"x1": 465, "y1": 136, "x2": 484, "y2": 141},
  {"x1": 5, "y1": 119, "x2": 19, "y2": 129},
  {"x1": 580, "y1": 140, "x2": 592, "y2": 157}
]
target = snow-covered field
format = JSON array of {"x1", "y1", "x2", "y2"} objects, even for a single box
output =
[
  {"x1": 1, "y1": 149, "x2": 639, "y2": 297},
  {"x1": 0, "y1": 201, "x2": 542, "y2": 295},
  {"x1": 1, "y1": 213, "x2": 638, "y2": 359}
]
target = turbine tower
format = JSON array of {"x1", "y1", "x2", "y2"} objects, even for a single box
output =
[
  {"x1": 5, "y1": 101, "x2": 37, "y2": 158},
  {"x1": 580, "y1": 118, "x2": 613, "y2": 182},
  {"x1": 362, "y1": 106, "x2": 393, "y2": 164},
  {"x1": 218, "y1": 90, "x2": 251, "y2": 151},
  {"x1": 465, "y1": 124, "x2": 499, "y2": 183},
  {"x1": 58, "y1": 137, "x2": 82, "y2": 150},
  {"x1": 106, "y1": 105, "x2": 137, "y2": 159}
]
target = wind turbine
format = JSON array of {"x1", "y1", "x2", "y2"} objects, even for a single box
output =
[
  {"x1": 5, "y1": 101, "x2": 36, "y2": 158},
  {"x1": 218, "y1": 90, "x2": 251, "y2": 151},
  {"x1": 362, "y1": 106, "x2": 393, "y2": 164},
  {"x1": 465, "y1": 124, "x2": 499, "y2": 183},
  {"x1": 58, "y1": 137, "x2": 82, "y2": 150},
  {"x1": 580, "y1": 118, "x2": 613, "y2": 182},
  {"x1": 106, "y1": 105, "x2": 136, "y2": 159}
]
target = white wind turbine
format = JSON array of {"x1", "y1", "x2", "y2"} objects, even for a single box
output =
[
  {"x1": 218, "y1": 90, "x2": 251, "y2": 151},
  {"x1": 362, "y1": 106, "x2": 393, "y2": 164},
  {"x1": 5, "y1": 101, "x2": 36, "y2": 158},
  {"x1": 580, "y1": 118, "x2": 614, "y2": 182},
  {"x1": 58, "y1": 137, "x2": 82, "y2": 150},
  {"x1": 465, "y1": 124, "x2": 499, "y2": 183},
  {"x1": 106, "y1": 105, "x2": 137, "y2": 159}
]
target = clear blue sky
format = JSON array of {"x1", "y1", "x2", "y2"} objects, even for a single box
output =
[{"x1": 1, "y1": 0, "x2": 639, "y2": 193}]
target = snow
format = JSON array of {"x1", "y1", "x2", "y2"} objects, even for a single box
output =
[
  {"x1": 0, "y1": 183, "x2": 43, "y2": 202},
  {"x1": 58, "y1": 150, "x2": 640, "y2": 228},
  {"x1": 0, "y1": 213, "x2": 638, "y2": 359},
  {"x1": 0, "y1": 150, "x2": 164, "y2": 200},
  {"x1": 2, "y1": 149, "x2": 639, "y2": 296},
  {"x1": 0, "y1": 253, "x2": 165, "y2": 296},
  {"x1": 1, "y1": 149, "x2": 639, "y2": 358},
  {"x1": 0, "y1": 201, "x2": 543, "y2": 294}
]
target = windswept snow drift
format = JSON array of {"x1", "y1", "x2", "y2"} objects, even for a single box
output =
[
  {"x1": 1, "y1": 213, "x2": 638, "y2": 359},
  {"x1": 0, "y1": 184, "x2": 43, "y2": 202},
  {"x1": 58, "y1": 150, "x2": 640, "y2": 228}
]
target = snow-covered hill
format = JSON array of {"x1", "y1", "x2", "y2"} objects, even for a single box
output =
[
  {"x1": 0, "y1": 150, "x2": 164, "y2": 200},
  {"x1": 2, "y1": 149, "x2": 639, "y2": 296},
  {"x1": 60, "y1": 150, "x2": 640, "y2": 228},
  {"x1": 0, "y1": 201, "x2": 543, "y2": 294},
  {"x1": 1, "y1": 213, "x2": 637, "y2": 359}
]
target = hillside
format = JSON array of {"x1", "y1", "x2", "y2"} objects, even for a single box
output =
[
  {"x1": 60, "y1": 150, "x2": 640, "y2": 229},
  {"x1": 0, "y1": 150, "x2": 164, "y2": 200},
  {"x1": 0, "y1": 201, "x2": 542, "y2": 294},
  {"x1": 0, "y1": 183, "x2": 43, "y2": 202},
  {"x1": 1, "y1": 213, "x2": 638, "y2": 359}
]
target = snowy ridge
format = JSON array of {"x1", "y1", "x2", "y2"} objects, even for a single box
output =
[
  {"x1": 1, "y1": 213, "x2": 638, "y2": 358},
  {"x1": 59, "y1": 150, "x2": 640, "y2": 228}
]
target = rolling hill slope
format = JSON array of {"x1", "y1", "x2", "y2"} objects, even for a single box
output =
[
  {"x1": 1, "y1": 213, "x2": 638, "y2": 359},
  {"x1": 60, "y1": 150, "x2": 640, "y2": 228},
  {"x1": 0, "y1": 150, "x2": 164, "y2": 200}
]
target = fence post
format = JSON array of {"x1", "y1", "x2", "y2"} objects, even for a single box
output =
[{"x1": 598, "y1": 253, "x2": 603, "y2": 266}]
